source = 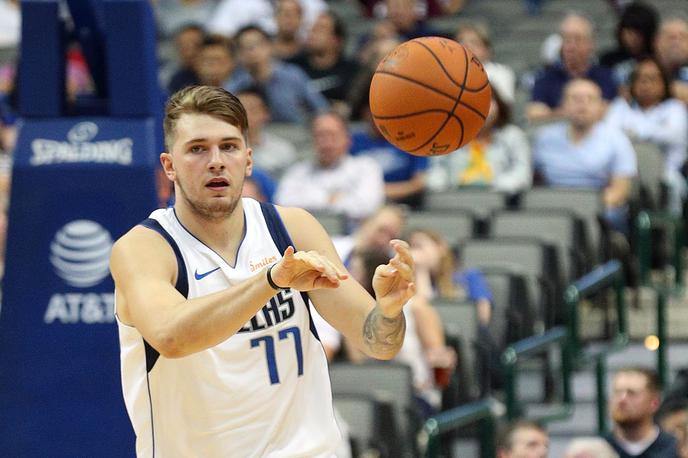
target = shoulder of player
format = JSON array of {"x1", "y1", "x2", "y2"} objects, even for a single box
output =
[
  {"x1": 273, "y1": 205, "x2": 330, "y2": 251},
  {"x1": 110, "y1": 224, "x2": 177, "y2": 276}
]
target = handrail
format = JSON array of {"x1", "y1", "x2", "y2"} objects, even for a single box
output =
[
  {"x1": 635, "y1": 210, "x2": 684, "y2": 288},
  {"x1": 501, "y1": 326, "x2": 572, "y2": 422},
  {"x1": 419, "y1": 397, "x2": 504, "y2": 458}
]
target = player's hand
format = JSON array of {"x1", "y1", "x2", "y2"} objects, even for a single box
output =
[
  {"x1": 270, "y1": 246, "x2": 348, "y2": 292},
  {"x1": 372, "y1": 240, "x2": 416, "y2": 318}
]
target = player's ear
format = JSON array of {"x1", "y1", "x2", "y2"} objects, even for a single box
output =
[
  {"x1": 160, "y1": 152, "x2": 176, "y2": 181},
  {"x1": 245, "y1": 147, "x2": 253, "y2": 177}
]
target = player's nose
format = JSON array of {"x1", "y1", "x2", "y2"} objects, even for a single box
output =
[{"x1": 207, "y1": 146, "x2": 225, "y2": 170}]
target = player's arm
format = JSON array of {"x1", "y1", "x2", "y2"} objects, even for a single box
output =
[
  {"x1": 111, "y1": 225, "x2": 344, "y2": 359},
  {"x1": 276, "y1": 206, "x2": 415, "y2": 360}
]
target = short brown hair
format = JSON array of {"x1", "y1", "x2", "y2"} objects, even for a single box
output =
[
  {"x1": 615, "y1": 367, "x2": 661, "y2": 393},
  {"x1": 163, "y1": 85, "x2": 248, "y2": 151},
  {"x1": 497, "y1": 420, "x2": 547, "y2": 451}
]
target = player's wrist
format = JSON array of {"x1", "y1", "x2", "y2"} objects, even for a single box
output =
[{"x1": 266, "y1": 264, "x2": 287, "y2": 290}]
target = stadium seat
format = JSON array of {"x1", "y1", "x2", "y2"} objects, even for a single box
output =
[
  {"x1": 633, "y1": 141, "x2": 667, "y2": 210},
  {"x1": 329, "y1": 362, "x2": 417, "y2": 457},
  {"x1": 309, "y1": 210, "x2": 348, "y2": 236},
  {"x1": 489, "y1": 209, "x2": 592, "y2": 280},
  {"x1": 333, "y1": 393, "x2": 397, "y2": 458},
  {"x1": 424, "y1": 189, "x2": 507, "y2": 219},
  {"x1": 406, "y1": 209, "x2": 476, "y2": 246}
]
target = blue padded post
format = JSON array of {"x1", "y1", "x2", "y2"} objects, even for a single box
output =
[
  {"x1": 104, "y1": 0, "x2": 162, "y2": 116},
  {"x1": 66, "y1": 0, "x2": 109, "y2": 99},
  {"x1": 18, "y1": 0, "x2": 65, "y2": 117}
]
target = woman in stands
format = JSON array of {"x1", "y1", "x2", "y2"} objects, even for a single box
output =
[
  {"x1": 426, "y1": 84, "x2": 532, "y2": 201},
  {"x1": 605, "y1": 57, "x2": 688, "y2": 214}
]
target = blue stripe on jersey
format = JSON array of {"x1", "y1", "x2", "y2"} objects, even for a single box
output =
[
  {"x1": 259, "y1": 203, "x2": 321, "y2": 342},
  {"x1": 139, "y1": 218, "x2": 189, "y2": 373}
]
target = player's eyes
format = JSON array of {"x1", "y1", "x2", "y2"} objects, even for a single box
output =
[
  {"x1": 189, "y1": 145, "x2": 205, "y2": 153},
  {"x1": 221, "y1": 143, "x2": 238, "y2": 152}
]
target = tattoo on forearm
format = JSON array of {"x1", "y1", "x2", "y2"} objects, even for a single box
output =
[{"x1": 363, "y1": 307, "x2": 406, "y2": 357}]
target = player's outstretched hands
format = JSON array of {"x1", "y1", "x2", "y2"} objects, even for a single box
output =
[
  {"x1": 270, "y1": 246, "x2": 348, "y2": 292},
  {"x1": 373, "y1": 240, "x2": 416, "y2": 318}
]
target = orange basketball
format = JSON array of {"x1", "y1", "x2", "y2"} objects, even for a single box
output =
[{"x1": 369, "y1": 37, "x2": 492, "y2": 157}]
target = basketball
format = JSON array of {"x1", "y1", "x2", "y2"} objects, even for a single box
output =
[{"x1": 369, "y1": 37, "x2": 492, "y2": 157}]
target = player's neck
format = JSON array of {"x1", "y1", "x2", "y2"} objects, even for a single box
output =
[{"x1": 175, "y1": 200, "x2": 246, "y2": 264}]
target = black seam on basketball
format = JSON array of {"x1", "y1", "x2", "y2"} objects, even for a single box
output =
[
  {"x1": 407, "y1": 45, "x2": 469, "y2": 153},
  {"x1": 373, "y1": 108, "x2": 458, "y2": 120},
  {"x1": 412, "y1": 40, "x2": 464, "y2": 90},
  {"x1": 373, "y1": 70, "x2": 456, "y2": 101},
  {"x1": 461, "y1": 79, "x2": 491, "y2": 93}
]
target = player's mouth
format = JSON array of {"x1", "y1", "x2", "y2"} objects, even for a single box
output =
[{"x1": 205, "y1": 177, "x2": 229, "y2": 190}]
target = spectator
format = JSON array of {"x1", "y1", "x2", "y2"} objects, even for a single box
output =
[
  {"x1": 527, "y1": 13, "x2": 617, "y2": 123},
  {"x1": 236, "y1": 86, "x2": 296, "y2": 177},
  {"x1": 657, "y1": 398, "x2": 688, "y2": 458},
  {"x1": 600, "y1": 2, "x2": 659, "y2": 88},
  {"x1": 273, "y1": 0, "x2": 305, "y2": 61},
  {"x1": 565, "y1": 437, "x2": 619, "y2": 458},
  {"x1": 196, "y1": 36, "x2": 234, "y2": 88},
  {"x1": 227, "y1": 25, "x2": 329, "y2": 123},
  {"x1": 275, "y1": 112, "x2": 384, "y2": 222},
  {"x1": 358, "y1": 0, "x2": 466, "y2": 19},
  {"x1": 351, "y1": 106, "x2": 428, "y2": 209},
  {"x1": 427, "y1": 83, "x2": 532, "y2": 198},
  {"x1": 385, "y1": 0, "x2": 441, "y2": 40},
  {"x1": 167, "y1": 24, "x2": 205, "y2": 93},
  {"x1": 534, "y1": 78, "x2": 636, "y2": 234},
  {"x1": 343, "y1": 248, "x2": 456, "y2": 417},
  {"x1": 605, "y1": 58, "x2": 688, "y2": 214},
  {"x1": 654, "y1": 17, "x2": 688, "y2": 105},
  {"x1": 208, "y1": 0, "x2": 327, "y2": 40},
  {"x1": 153, "y1": 0, "x2": 216, "y2": 39},
  {"x1": 607, "y1": 367, "x2": 679, "y2": 458},
  {"x1": 497, "y1": 420, "x2": 549, "y2": 458},
  {"x1": 455, "y1": 21, "x2": 516, "y2": 104},
  {"x1": 290, "y1": 12, "x2": 360, "y2": 111}
]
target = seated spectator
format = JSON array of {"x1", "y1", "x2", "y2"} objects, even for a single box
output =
[
  {"x1": 275, "y1": 112, "x2": 384, "y2": 222},
  {"x1": 241, "y1": 167, "x2": 277, "y2": 203},
  {"x1": 605, "y1": 58, "x2": 688, "y2": 214},
  {"x1": 427, "y1": 84, "x2": 532, "y2": 198},
  {"x1": 290, "y1": 11, "x2": 360, "y2": 113},
  {"x1": 351, "y1": 106, "x2": 428, "y2": 209},
  {"x1": 381, "y1": 0, "x2": 441, "y2": 41},
  {"x1": 657, "y1": 398, "x2": 688, "y2": 458},
  {"x1": 455, "y1": 21, "x2": 516, "y2": 104},
  {"x1": 527, "y1": 13, "x2": 617, "y2": 123},
  {"x1": 497, "y1": 420, "x2": 549, "y2": 458},
  {"x1": 167, "y1": 24, "x2": 204, "y2": 93},
  {"x1": 358, "y1": 0, "x2": 466, "y2": 19},
  {"x1": 607, "y1": 367, "x2": 679, "y2": 458},
  {"x1": 600, "y1": 2, "x2": 659, "y2": 89},
  {"x1": 196, "y1": 36, "x2": 235, "y2": 88},
  {"x1": 273, "y1": 0, "x2": 306, "y2": 61},
  {"x1": 226, "y1": 25, "x2": 329, "y2": 123},
  {"x1": 236, "y1": 86, "x2": 296, "y2": 177},
  {"x1": 534, "y1": 79, "x2": 636, "y2": 234},
  {"x1": 655, "y1": 17, "x2": 688, "y2": 105},
  {"x1": 565, "y1": 437, "x2": 619, "y2": 458},
  {"x1": 339, "y1": 248, "x2": 456, "y2": 417}
]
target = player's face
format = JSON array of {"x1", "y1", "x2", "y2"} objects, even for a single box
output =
[
  {"x1": 610, "y1": 372, "x2": 658, "y2": 426},
  {"x1": 506, "y1": 428, "x2": 549, "y2": 458},
  {"x1": 163, "y1": 113, "x2": 252, "y2": 221}
]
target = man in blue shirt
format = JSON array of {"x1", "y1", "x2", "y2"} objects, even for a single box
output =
[
  {"x1": 226, "y1": 25, "x2": 329, "y2": 123},
  {"x1": 533, "y1": 78, "x2": 636, "y2": 233},
  {"x1": 527, "y1": 13, "x2": 617, "y2": 123},
  {"x1": 350, "y1": 107, "x2": 428, "y2": 209}
]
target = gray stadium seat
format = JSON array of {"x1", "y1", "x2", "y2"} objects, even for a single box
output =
[
  {"x1": 329, "y1": 362, "x2": 417, "y2": 457},
  {"x1": 424, "y1": 189, "x2": 506, "y2": 218},
  {"x1": 521, "y1": 188, "x2": 603, "y2": 261},
  {"x1": 460, "y1": 238, "x2": 562, "y2": 329},
  {"x1": 405, "y1": 210, "x2": 476, "y2": 247},
  {"x1": 263, "y1": 123, "x2": 312, "y2": 159},
  {"x1": 309, "y1": 210, "x2": 348, "y2": 236},
  {"x1": 633, "y1": 141, "x2": 666, "y2": 209},
  {"x1": 481, "y1": 267, "x2": 535, "y2": 347},
  {"x1": 333, "y1": 393, "x2": 396, "y2": 458},
  {"x1": 490, "y1": 209, "x2": 591, "y2": 280}
]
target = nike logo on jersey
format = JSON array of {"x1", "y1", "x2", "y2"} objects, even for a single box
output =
[{"x1": 194, "y1": 267, "x2": 221, "y2": 280}]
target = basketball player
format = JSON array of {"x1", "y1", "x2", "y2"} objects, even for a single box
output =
[{"x1": 109, "y1": 85, "x2": 415, "y2": 457}]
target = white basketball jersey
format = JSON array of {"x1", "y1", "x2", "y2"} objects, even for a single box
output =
[{"x1": 117, "y1": 199, "x2": 341, "y2": 457}]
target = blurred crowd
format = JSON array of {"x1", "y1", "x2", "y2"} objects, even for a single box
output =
[{"x1": 1, "y1": 0, "x2": 688, "y2": 455}]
